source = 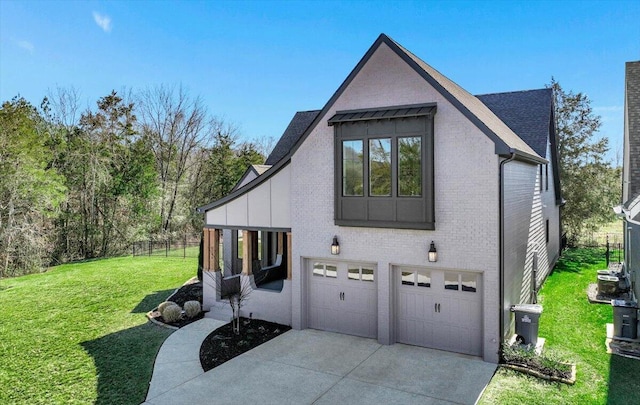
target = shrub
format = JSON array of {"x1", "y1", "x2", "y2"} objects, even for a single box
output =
[
  {"x1": 183, "y1": 300, "x2": 201, "y2": 318},
  {"x1": 502, "y1": 343, "x2": 572, "y2": 379},
  {"x1": 158, "y1": 301, "x2": 177, "y2": 315},
  {"x1": 162, "y1": 304, "x2": 182, "y2": 323}
]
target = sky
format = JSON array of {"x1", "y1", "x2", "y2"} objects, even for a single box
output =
[{"x1": 1, "y1": 0, "x2": 639, "y2": 163}]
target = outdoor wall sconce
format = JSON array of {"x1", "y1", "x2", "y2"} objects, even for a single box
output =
[
  {"x1": 428, "y1": 241, "x2": 437, "y2": 262},
  {"x1": 331, "y1": 236, "x2": 340, "y2": 255}
]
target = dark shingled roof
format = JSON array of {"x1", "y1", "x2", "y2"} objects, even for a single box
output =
[
  {"x1": 265, "y1": 110, "x2": 321, "y2": 165},
  {"x1": 264, "y1": 89, "x2": 552, "y2": 167},
  {"x1": 476, "y1": 89, "x2": 553, "y2": 158}
]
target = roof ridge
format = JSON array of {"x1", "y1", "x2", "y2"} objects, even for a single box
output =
[
  {"x1": 475, "y1": 88, "x2": 550, "y2": 97},
  {"x1": 384, "y1": 34, "x2": 540, "y2": 159}
]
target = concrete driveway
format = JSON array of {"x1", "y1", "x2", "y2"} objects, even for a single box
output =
[{"x1": 144, "y1": 325, "x2": 496, "y2": 405}]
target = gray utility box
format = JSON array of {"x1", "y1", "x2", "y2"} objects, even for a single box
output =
[
  {"x1": 511, "y1": 304, "x2": 543, "y2": 345},
  {"x1": 611, "y1": 300, "x2": 638, "y2": 339}
]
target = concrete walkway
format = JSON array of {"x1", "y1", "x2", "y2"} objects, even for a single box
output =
[
  {"x1": 146, "y1": 318, "x2": 227, "y2": 400},
  {"x1": 144, "y1": 320, "x2": 496, "y2": 405}
]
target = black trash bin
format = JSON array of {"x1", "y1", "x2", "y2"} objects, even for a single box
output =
[
  {"x1": 511, "y1": 304, "x2": 543, "y2": 345},
  {"x1": 611, "y1": 300, "x2": 638, "y2": 339}
]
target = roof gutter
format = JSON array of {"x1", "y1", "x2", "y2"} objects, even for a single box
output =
[
  {"x1": 498, "y1": 148, "x2": 547, "y2": 165},
  {"x1": 499, "y1": 151, "x2": 517, "y2": 361}
]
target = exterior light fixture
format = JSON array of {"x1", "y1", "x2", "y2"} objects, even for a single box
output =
[
  {"x1": 428, "y1": 241, "x2": 437, "y2": 262},
  {"x1": 331, "y1": 236, "x2": 340, "y2": 255}
]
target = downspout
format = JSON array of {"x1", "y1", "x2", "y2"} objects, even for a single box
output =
[{"x1": 499, "y1": 152, "x2": 517, "y2": 360}]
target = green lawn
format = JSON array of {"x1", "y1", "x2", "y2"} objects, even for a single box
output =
[
  {"x1": 480, "y1": 249, "x2": 640, "y2": 404},
  {"x1": 0, "y1": 255, "x2": 196, "y2": 405}
]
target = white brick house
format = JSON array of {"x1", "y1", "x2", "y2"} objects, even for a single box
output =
[{"x1": 197, "y1": 34, "x2": 562, "y2": 363}]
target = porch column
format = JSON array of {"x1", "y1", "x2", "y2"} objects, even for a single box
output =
[
  {"x1": 287, "y1": 232, "x2": 292, "y2": 280},
  {"x1": 250, "y1": 231, "x2": 259, "y2": 263},
  {"x1": 203, "y1": 228, "x2": 210, "y2": 271},
  {"x1": 209, "y1": 229, "x2": 220, "y2": 271},
  {"x1": 203, "y1": 228, "x2": 220, "y2": 272},
  {"x1": 242, "y1": 230, "x2": 254, "y2": 275},
  {"x1": 277, "y1": 232, "x2": 284, "y2": 255}
]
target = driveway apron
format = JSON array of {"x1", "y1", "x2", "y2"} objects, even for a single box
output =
[{"x1": 144, "y1": 327, "x2": 496, "y2": 405}]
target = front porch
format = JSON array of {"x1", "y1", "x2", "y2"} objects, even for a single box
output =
[{"x1": 201, "y1": 227, "x2": 293, "y2": 326}]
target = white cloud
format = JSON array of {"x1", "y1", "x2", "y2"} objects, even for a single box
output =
[
  {"x1": 93, "y1": 11, "x2": 112, "y2": 33},
  {"x1": 16, "y1": 40, "x2": 34, "y2": 53}
]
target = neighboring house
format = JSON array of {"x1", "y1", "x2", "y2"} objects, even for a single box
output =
[
  {"x1": 197, "y1": 34, "x2": 562, "y2": 363},
  {"x1": 616, "y1": 61, "x2": 640, "y2": 303}
]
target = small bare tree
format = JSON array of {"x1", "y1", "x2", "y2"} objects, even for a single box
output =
[
  {"x1": 136, "y1": 85, "x2": 208, "y2": 233},
  {"x1": 204, "y1": 271, "x2": 252, "y2": 335}
]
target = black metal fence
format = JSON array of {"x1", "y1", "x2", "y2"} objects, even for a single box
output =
[
  {"x1": 132, "y1": 235, "x2": 200, "y2": 258},
  {"x1": 562, "y1": 231, "x2": 625, "y2": 267},
  {"x1": 605, "y1": 235, "x2": 625, "y2": 267}
]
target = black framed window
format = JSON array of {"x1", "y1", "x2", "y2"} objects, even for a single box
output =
[
  {"x1": 545, "y1": 219, "x2": 549, "y2": 244},
  {"x1": 545, "y1": 164, "x2": 549, "y2": 191},
  {"x1": 398, "y1": 136, "x2": 422, "y2": 197},
  {"x1": 329, "y1": 103, "x2": 436, "y2": 230},
  {"x1": 369, "y1": 138, "x2": 392, "y2": 196},
  {"x1": 342, "y1": 140, "x2": 364, "y2": 196}
]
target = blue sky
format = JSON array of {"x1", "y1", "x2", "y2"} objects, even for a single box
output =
[{"x1": 1, "y1": 0, "x2": 638, "y2": 162}]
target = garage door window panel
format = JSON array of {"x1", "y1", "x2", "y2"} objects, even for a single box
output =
[
  {"x1": 461, "y1": 274, "x2": 477, "y2": 292},
  {"x1": 444, "y1": 273, "x2": 459, "y2": 291},
  {"x1": 417, "y1": 272, "x2": 431, "y2": 287},
  {"x1": 362, "y1": 267, "x2": 374, "y2": 282},
  {"x1": 400, "y1": 269, "x2": 430, "y2": 288},
  {"x1": 313, "y1": 262, "x2": 338, "y2": 278},
  {"x1": 348, "y1": 265, "x2": 375, "y2": 282}
]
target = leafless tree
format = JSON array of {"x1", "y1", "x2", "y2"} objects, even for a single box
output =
[
  {"x1": 251, "y1": 135, "x2": 277, "y2": 159},
  {"x1": 203, "y1": 271, "x2": 252, "y2": 335},
  {"x1": 136, "y1": 85, "x2": 208, "y2": 233}
]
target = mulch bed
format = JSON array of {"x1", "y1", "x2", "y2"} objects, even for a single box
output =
[
  {"x1": 147, "y1": 278, "x2": 205, "y2": 328},
  {"x1": 166, "y1": 278, "x2": 203, "y2": 306},
  {"x1": 199, "y1": 318, "x2": 291, "y2": 372}
]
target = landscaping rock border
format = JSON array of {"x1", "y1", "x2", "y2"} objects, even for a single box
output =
[{"x1": 146, "y1": 277, "x2": 204, "y2": 330}]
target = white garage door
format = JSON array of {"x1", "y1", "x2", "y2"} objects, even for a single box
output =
[
  {"x1": 396, "y1": 267, "x2": 482, "y2": 356},
  {"x1": 308, "y1": 261, "x2": 377, "y2": 338}
]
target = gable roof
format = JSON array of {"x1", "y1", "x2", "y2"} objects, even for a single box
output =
[
  {"x1": 198, "y1": 33, "x2": 550, "y2": 213},
  {"x1": 477, "y1": 89, "x2": 553, "y2": 157},
  {"x1": 264, "y1": 90, "x2": 553, "y2": 168},
  {"x1": 385, "y1": 36, "x2": 543, "y2": 162},
  {"x1": 231, "y1": 164, "x2": 272, "y2": 192},
  {"x1": 265, "y1": 110, "x2": 321, "y2": 165},
  {"x1": 264, "y1": 34, "x2": 545, "y2": 168}
]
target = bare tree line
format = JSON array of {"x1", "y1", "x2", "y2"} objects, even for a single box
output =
[{"x1": 0, "y1": 86, "x2": 272, "y2": 277}]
